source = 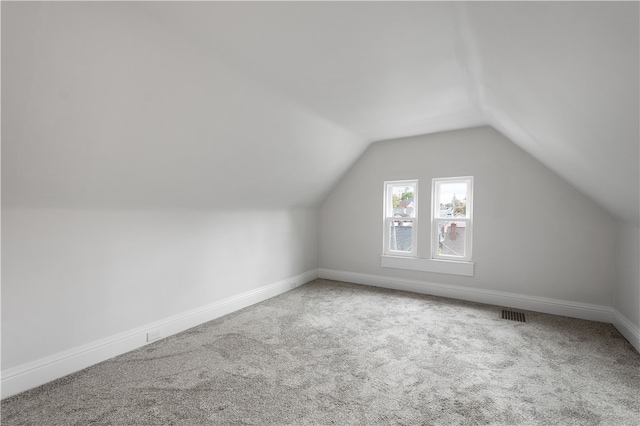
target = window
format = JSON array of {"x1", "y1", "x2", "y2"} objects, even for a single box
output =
[
  {"x1": 381, "y1": 177, "x2": 474, "y2": 276},
  {"x1": 432, "y1": 176, "x2": 473, "y2": 261},
  {"x1": 383, "y1": 180, "x2": 418, "y2": 257}
]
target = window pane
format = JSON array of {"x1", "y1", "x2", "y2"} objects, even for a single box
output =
[
  {"x1": 388, "y1": 220, "x2": 413, "y2": 252},
  {"x1": 437, "y1": 221, "x2": 466, "y2": 258},
  {"x1": 390, "y1": 184, "x2": 416, "y2": 218},
  {"x1": 438, "y1": 182, "x2": 468, "y2": 218}
]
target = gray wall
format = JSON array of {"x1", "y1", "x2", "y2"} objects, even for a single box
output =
[
  {"x1": 319, "y1": 126, "x2": 617, "y2": 306},
  {"x1": 1, "y1": 208, "x2": 318, "y2": 370},
  {"x1": 615, "y1": 225, "x2": 640, "y2": 329}
]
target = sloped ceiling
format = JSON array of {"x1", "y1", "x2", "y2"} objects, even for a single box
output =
[{"x1": 2, "y1": 2, "x2": 638, "y2": 224}]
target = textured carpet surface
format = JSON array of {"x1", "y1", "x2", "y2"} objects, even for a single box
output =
[{"x1": 2, "y1": 279, "x2": 639, "y2": 425}]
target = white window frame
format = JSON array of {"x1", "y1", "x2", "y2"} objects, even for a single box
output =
[
  {"x1": 383, "y1": 180, "x2": 418, "y2": 257},
  {"x1": 431, "y1": 176, "x2": 473, "y2": 262}
]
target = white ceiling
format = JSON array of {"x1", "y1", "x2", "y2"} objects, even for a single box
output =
[{"x1": 2, "y1": 2, "x2": 638, "y2": 225}]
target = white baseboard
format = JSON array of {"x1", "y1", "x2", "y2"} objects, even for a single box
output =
[
  {"x1": 4, "y1": 267, "x2": 636, "y2": 399},
  {"x1": 1, "y1": 269, "x2": 319, "y2": 400},
  {"x1": 331, "y1": 267, "x2": 640, "y2": 351},
  {"x1": 319, "y1": 267, "x2": 620, "y2": 320},
  {"x1": 612, "y1": 309, "x2": 640, "y2": 353},
  {"x1": 318, "y1": 268, "x2": 640, "y2": 352}
]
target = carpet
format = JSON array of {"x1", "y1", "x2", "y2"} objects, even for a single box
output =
[{"x1": 2, "y1": 279, "x2": 639, "y2": 425}]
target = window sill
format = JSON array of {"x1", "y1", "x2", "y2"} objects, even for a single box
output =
[{"x1": 381, "y1": 255, "x2": 474, "y2": 277}]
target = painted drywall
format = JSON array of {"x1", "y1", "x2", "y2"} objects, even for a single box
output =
[
  {"x1": 615, "y1": 225, "x2": 640, "y2": 330},
  {"x1": 1, "y1": 208, "x2": 318, "y2": 370},
  {"x1": 2, "y1": 0, "x2": 636, "y2": 375},
  {"x1": 2, "y1": 2, "x2": 364, "y2": 211},
  {"x1": 464, "y1": 1, "x2": 639, "y2": 226},
  {"x1": 319, "y1": 126, "x2": 617, "y2": 307},
  {"x1": 4, "y1": 2, "x2": 637, "y2": 227}
]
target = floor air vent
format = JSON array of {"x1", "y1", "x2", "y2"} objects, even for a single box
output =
[{"x1": 501, "y1": 310, "x2": 526, "y2": 322}]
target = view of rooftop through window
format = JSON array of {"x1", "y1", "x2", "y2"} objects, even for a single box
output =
[
  {"x1": 433, "y1": 177, "x2": 473, "y2": 261},
  {"x1": 438, "y1": 182, "x2": 468, "y2": 218},
  {"x1": 384, "y1": 181, "x2": 418, "y2": 256},
  {"x1": 391, "y1": 185, "x2": 415, "y2": 222}
]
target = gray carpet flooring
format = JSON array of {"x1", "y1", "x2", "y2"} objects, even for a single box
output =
[{"x1": 2, "y1": 279, "x2": 639, "y2": 425}]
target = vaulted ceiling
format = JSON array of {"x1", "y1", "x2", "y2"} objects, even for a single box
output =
[{"x1": 2, "y1": 2, "x2": 638, "y2": 225}]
